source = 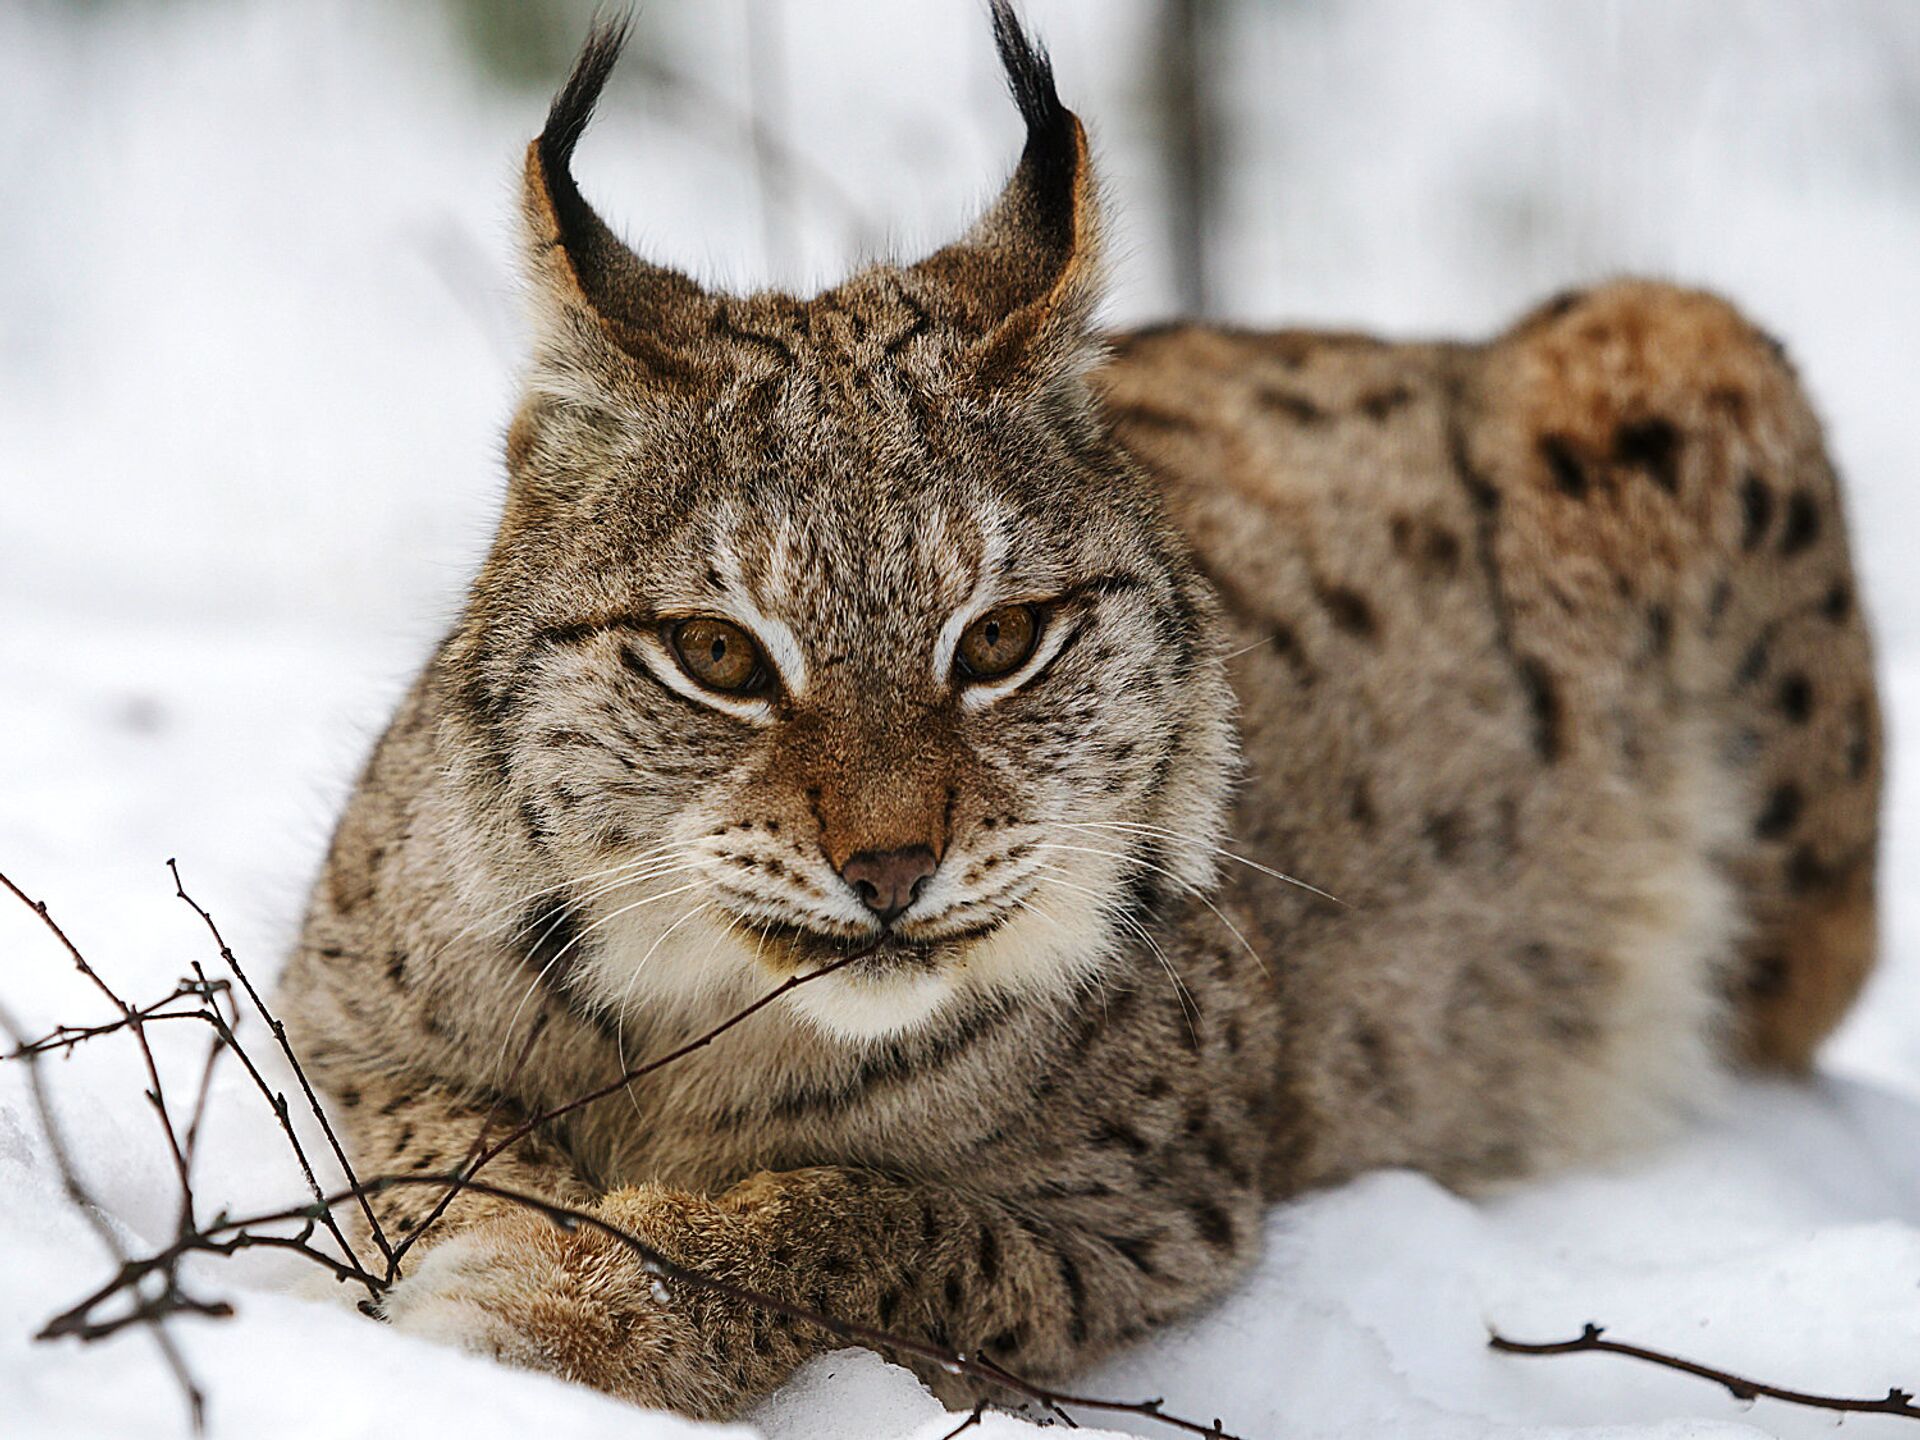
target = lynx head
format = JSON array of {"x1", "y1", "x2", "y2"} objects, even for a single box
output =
[{"x1": 444, "y1": 5, "x2": 1236, "y2": 1040}]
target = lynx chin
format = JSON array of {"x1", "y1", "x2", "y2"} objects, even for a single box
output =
[{"x1": 279, "y1": 2, "x2": 1881, "y2": 1420}]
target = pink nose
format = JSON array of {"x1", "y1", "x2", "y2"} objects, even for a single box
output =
[{"x1": 839, "y1": 846, "x2": 938, "y2": 923}]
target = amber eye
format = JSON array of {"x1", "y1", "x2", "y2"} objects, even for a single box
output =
[
  {"x1": 955, "y1": 603, "x2": 1041, "y2": 681},
  {"x1": 669, "y1": 617, "x2": 768, "y2": 695}
]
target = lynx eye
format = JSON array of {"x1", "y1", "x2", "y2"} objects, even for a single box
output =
[
  {"x1": 668, "y1": 617, "x2": 769, "y2": 695},
  {"x1": 955, "y1": 603, "x2": 1041, "y2": 681}
]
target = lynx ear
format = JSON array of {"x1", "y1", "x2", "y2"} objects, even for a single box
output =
[
  {"x1": 908, "y1": 2, "x2": 1103, "y2": 390},
  {"x1": 521, "y1": 18, "x2": 714, "y2": 385}
]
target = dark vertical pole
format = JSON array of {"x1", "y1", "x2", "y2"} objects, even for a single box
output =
[
  {"x1": 1161, "y1": 0, "x2": 1215, "y2": 318},
  {"x1": 744, "y1": 0, "x2": 789, "y2": 276}
]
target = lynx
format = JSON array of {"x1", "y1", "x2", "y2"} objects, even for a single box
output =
[{"x1": 278, "y1": 4, "x2": 1881, "y2": 1420}]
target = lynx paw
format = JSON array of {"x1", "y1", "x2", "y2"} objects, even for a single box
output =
[
  {"x1": 379, "y1": 1219, "x2": 570, "y2": 1363},
  {"x1": 374, "y1": 1207, "x2": 730, "y2": 1412}
]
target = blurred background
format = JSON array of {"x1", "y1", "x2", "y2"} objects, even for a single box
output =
[{"x1": 3, "y1": 0, "x2": 1919, "y2": 1091}]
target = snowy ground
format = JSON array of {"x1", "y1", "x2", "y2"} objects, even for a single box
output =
[{"x1": 4, "y1": 2, "x2": 1919, "y2": 1437}]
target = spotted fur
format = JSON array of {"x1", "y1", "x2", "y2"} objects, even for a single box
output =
[{"x1": 278, "y1": 8, "x2": 1880, "y2": 1420}]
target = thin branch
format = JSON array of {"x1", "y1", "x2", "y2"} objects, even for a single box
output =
[
  {"x1": 0, "y1": 870, "x2": 196, "y2": 1205},
  {"x1": 387, "y1": 945, "x2": 872, "y2": 1270},
  {"x1": 0, "y1": 994, "x2": 208, "y2": 1433},
  {"x1": 1490, "y1": 1323, "x2": 1920, "y2": 1423},
  {"x1": 10, "y1": 868, "x2": 1241, "y2": 1439},
  {"x1": 166, "y1": 954, "x2": 383, "y2": 1301},
  {"x1": 940, "y1": 1400, "x2": 988, "y2": 1439},
  {"x1": 168, "y1": 859, "x2": 395, "y2": 1271},
  {"x1": 7, "y1": 982, "x2": 225, "y2": 1059},
  {"x1": 167, "y1": 1173, "x2": 1242, "y2": 1440}
]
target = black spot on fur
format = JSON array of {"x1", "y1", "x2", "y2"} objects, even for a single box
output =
[
  {"x1": 1736, "y1": 638, "x2": 1769, "y2": 686},
  {"x1": 1259, "y1": 387, "x2": 1328, "y2": 424},
  {"x1": 1358, "y1": 384, "x2": 1414, "y2": 420},
  {"x1": 1539, "y1": 434, "x2": 1588, "y2": 498},
  {"x1": 1706, "y1": 578, "x2": 1732, "y2": 628},
  {"x1": 1846, "y1": 697, "x2": 1874, "y2": 780},
  {"x1": 1740, "y1": 472, "x2": 1773, "y2": 551},
  {"x1": 1746, "y1": 953, "x2": 1790, "y2": 1000},
  {"x1": 1347, "y1": 777, "x2": 1378, "y2": 833},
  {"x1": 1090, "y1": 1117, "x2": 1151, "y2": 1155},
  {"x1": 1823, "y1": 582, "x2": 1853, "y2": 622},
  {"x1": 1755, "y1": 783, "x2": 1804, "y2": 841},
  {"x1": 1055, "y1": 1248, "x2": 1090, "y2": 1343},
  {"x1": 1777, "y1": 673, "x2": 1813, "y2": 723},
  {"x1": 1391, "y1": 515, "x2": 1462, "y2": 579},
  {"x1": 713, "y1": 305, "x2": 796, "y2": 364},
  {"x1": 1110, "y1": 400, "x2": 1199, "y2": 434},
  {"x1": 1187, "y1": 1199, "x2": 1236, "y2": 1252},
  {"x1": 1708, "y1": 386, "x2": 1750, "y2": 422},
  {"x1": 1266, "y1": 622, "x2": 1316, "y2": 684},
  {"x1": 522, "y1": 897, "x2": 589, "y2": 984},
  {"x1": 1614, "y1": 417, "x2": 1681, "y2": 494},
  {"x1": 1780, "y1": 491, "x2": 1821, "y2": 555},
  {"x1": 1107, "y1": 1233, "x2": 1159, "y2": 1275},
  {"x1": 1518, "y1": 657, "x2": 1563, "y2": 762},
  {"x1": 1317, "y1": 586, "x2": 1378, "y2": 640},
  {"x1": 1423, "y1": 810, "x2": 1463, "y2": 863},
  {"x1": 976, "y1": 1224, "x2": 1001, "y2": 1284},
  {"x1": 1535, "y1": 288, "x2": 1588, "y2": 323},
  {"x1": 1646, "y1": 603, "x2": 1672, "y2": 660}
]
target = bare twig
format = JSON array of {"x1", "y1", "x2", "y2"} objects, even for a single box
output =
[
  {"x1": 0, "y1": 994, "x2": 208, "y2": 1432},
  {"x1": 0, "y1": 871, "x2": 196, "y2": 1205},
  {"x1": 387, "y1": 945, "x2": 872, "y2": 1270},
  {"x1": 7, "y1": 979, "x2": 226, "y2": 1059},
  {"x1": 6, "y1": 869, "x2": 1249, "y2": 1437},
  {"x1": 128, "y1": 1172, "x2": 1240, "y2": 1440},
  {"x1": 167, "y1": 859, "x2": 395, "y2": 1272},
  {"x1": 1490, "y1": 1323, "x2": 1920, "y2": 1423},
  {"x1": 940, "y1": 1400, "x2": 989, "y2": 1439}
]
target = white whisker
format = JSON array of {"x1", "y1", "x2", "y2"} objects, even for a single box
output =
[
  {"x1": 1031, "y1": 841, "x2": 1268, "y2": 978},
  {"x1": 1057, "y1": 819, "x2": 1346, "y2": 908},
  {"x1": 1030, "y1": 861, "x2": 1200, "y2": 1041}
]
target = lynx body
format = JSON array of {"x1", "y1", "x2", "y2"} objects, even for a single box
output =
[{"x1": 278, "y1": 8, "x2": 1880, "y2": 1419}]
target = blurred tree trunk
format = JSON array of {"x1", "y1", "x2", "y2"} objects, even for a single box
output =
[{"x1": 1159, "y1": 0, "x2": 1219, "y2": 318}]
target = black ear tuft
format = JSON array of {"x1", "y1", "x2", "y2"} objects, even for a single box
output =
[
  {"x1": 538, "y1": 14, "x2": 634, "y2": 249},
  {"x1": 989, "y1": 1, "x2": 1073, "y2": 171}
]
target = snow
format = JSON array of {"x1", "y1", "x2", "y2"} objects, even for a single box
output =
[{"x1": 3, "y1": 1, "x2": 1919, "y2": 1436}]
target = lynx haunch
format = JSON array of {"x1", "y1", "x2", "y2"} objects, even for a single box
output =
[{"x1": 278, "y1": 4, "x2": 1881, "y2": 1419}]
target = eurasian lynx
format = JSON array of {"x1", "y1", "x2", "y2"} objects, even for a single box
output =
[{"x1": 278, "y1": 5, "x2": 1880, "y2": 1419}]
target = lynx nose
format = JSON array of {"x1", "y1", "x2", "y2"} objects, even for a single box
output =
[{"x1": 839, "y1": 846, "x2": 938, "y2": 924}]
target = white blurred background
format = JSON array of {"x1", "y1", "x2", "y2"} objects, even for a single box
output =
[
  {"x1": 4, "y1": 5, "x2": 1920, "y2": 1437},
  {"x1": 0, "y1": 0, "x2": 1912, "y2": 1059},
  {"x1": 5, "y1": 0, "x2": 1917, "y2": 1083}
]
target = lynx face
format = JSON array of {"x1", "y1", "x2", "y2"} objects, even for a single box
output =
[{"x1": 443, "y1": 23, "x2": 1235, "y2": 1039}]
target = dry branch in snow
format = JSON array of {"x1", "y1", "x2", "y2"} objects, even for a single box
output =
[
  {"x1": 1, "y1": 864, "x2": 1239, "y2": 1438},
  {"x1": 1489, "y1": 1322, "x2": 1920, "y2": 1423}
]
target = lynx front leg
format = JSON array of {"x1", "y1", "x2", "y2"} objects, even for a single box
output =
[
  {"x1": 380, "y1": 1163, "x2": 1262, "y2": 1420},
  {"x1": 322, "y1": 1073, "x2": 596, "y2": 1253}
]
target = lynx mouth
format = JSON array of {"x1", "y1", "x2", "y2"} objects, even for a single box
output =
[{"x1": 736, "y1": 916, "x2": 1008, "y2": 974}]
